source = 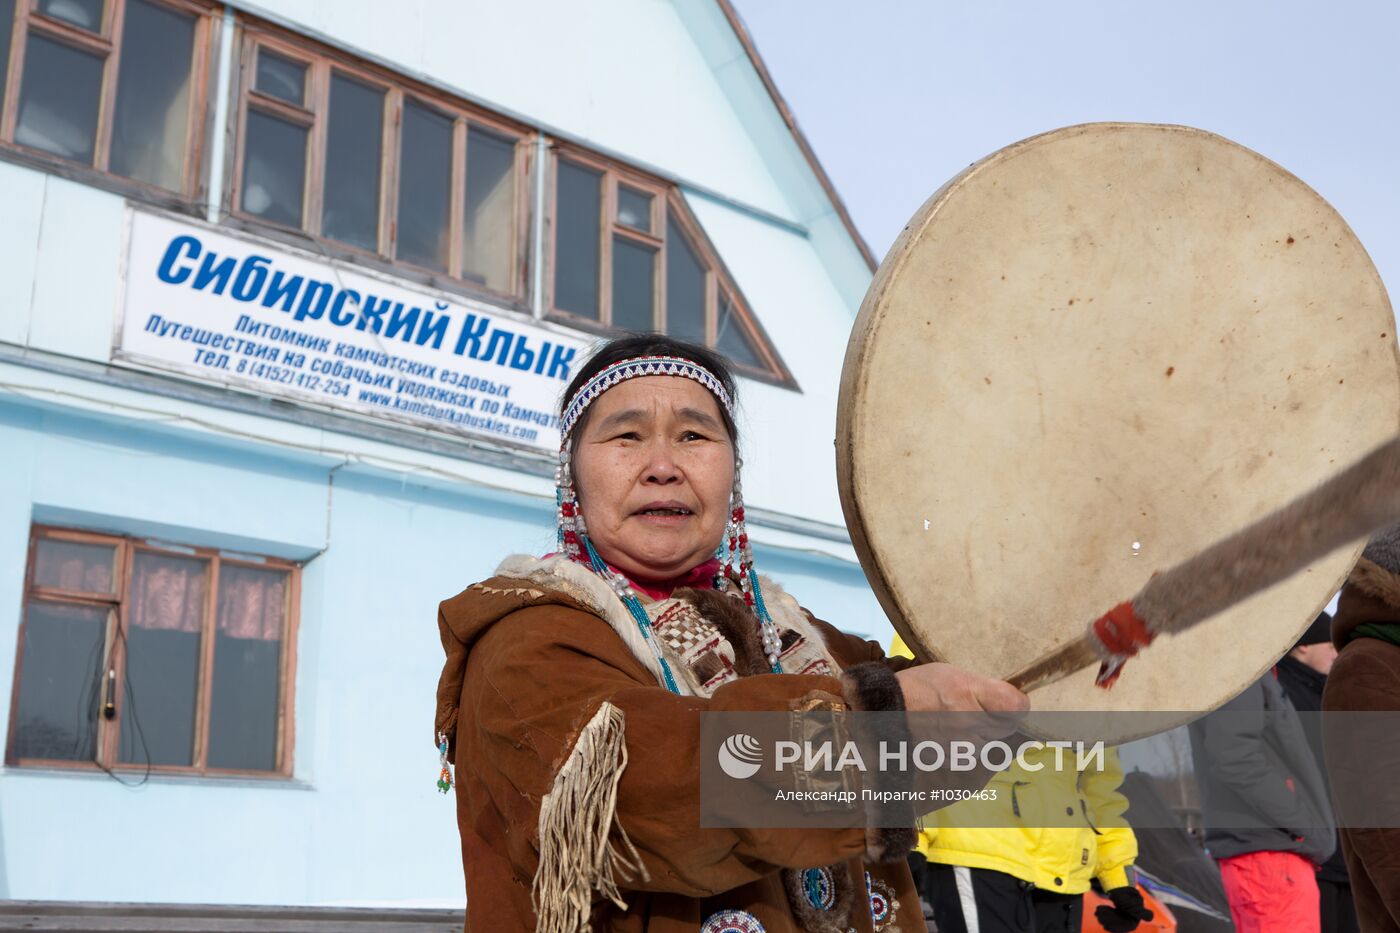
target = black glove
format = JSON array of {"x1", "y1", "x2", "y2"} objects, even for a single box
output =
[{"x1": 1094, "y1": 884, "x2": 1154, "y2": 933}]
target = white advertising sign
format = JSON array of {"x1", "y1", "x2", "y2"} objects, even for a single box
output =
[{"x1": 116, "y1": 209, "x2": 590, "y2": 452}]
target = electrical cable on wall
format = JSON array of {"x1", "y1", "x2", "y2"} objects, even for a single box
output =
[
  {"x1": 66, "y1": 607, "x2": 151, "y2": 788},
  {"x1": 104, "y1": 615, "x2": 153, "y2": 788}
]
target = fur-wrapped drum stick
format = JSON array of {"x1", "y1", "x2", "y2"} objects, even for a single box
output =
[{"x1": 1008, "y1": 436, "x2": 1400, "y2": 693}]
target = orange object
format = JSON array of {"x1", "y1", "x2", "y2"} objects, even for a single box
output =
[
  {"x1": 1093, "y1": 601, "x2": 1158, "y2": 688},
  {"x1": 1081, "y1": 884, "x2": 1176, "y2": 933},
  {"x1": 1218, "y1": 850, "x2": 1321, "y2": 933}
]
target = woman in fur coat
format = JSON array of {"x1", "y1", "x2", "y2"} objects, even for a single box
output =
[{"x1": 434, "y1": 334, "x2": 1028, "y2": 932}]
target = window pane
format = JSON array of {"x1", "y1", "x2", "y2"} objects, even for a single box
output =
[
  {"x1": 716, "y1": 294, "x2": 763, "y2": 368},
  {"x1": 12, "y1": 602, "x2": 107, "y2": 761},
  {"x1": 118, "y1": 552, "x2": 206, "y2": 767},
  {"x1": 462, "y1": 126, "x2": 515, "y2": 292},
  {"x1": 665, "y1": 218, "x2": 706, "y2": 343},
  {"x1": 208, "y1": 565, "x2": 286, "y2": 771},
  {"x1": 612, "y1": 238, "x2": 656, "y2": 332},
  {"x1": 37, "y1": 0, "x2": 102, "y2": 32},
  {"x1": 396, "y1": 100, "x2": 452, "y2": 272},
  {"x1": 0, "y1": 0, "x2": 15, "y2": 109},
  {"x1": 255, "y1": 48, "x2": 305, "y2": 107},
  {"x1": 109, "y1": 0, "x2": 196, "y2": 190},
  {"x1": 32, "y1": 538, "x2": 116, "y2": 594},
  {"x1": 322, "y1": 74, "x2": 384, "y2": 251},
  {"x1": 241, "y1": 109, "x2": 307, "y2": 228},
  {"x1": 554, "y1": 161, "x2": 601, "y2": 318},
  {"x1": 14, "y1": 33, "x2": 104, "y2": 163},
  {"x1": 617, "y1": 186, "x2": 652, "y2": 233}
]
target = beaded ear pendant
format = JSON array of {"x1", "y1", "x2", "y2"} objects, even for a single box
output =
[{"x1": 436, "y1": 731, "x2": 454, "y2": 794}]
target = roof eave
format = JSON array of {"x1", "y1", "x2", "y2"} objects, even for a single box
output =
[{"x1": 712, "y1": 0, "x2": 879, "y2": 274}]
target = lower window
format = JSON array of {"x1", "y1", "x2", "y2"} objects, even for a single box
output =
[{"x1": 7, "y1": 526, "x2": 299, "y2": 776}]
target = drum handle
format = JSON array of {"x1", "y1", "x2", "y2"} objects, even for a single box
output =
[{"x1": 1009, "y1": 435, "x2": 1400, "y2": 692}]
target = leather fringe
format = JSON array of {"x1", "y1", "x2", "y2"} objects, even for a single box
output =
[{"x1": 532, "y1": 702, "x2": 648, "y2": 932}]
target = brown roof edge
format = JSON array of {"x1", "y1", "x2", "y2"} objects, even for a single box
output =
[{"x1": 714, "y1": 0, "x2": 878, "y2": 273}]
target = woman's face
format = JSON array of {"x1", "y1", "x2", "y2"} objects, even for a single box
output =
[{"x1": 572, "y1": 375, "x2": 734, "y2": 584}]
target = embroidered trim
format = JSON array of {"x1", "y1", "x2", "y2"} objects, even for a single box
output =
[
  {"x1": 865, "y1": 871, "x2": 900, "y2": 932},
  {"x1": 645, "y1": 586, "x2": 843, "y2": 699},
  {"x1": 804, "y1": 866, "x2": 837, "y2": 910},
  {"x1": 493, "y1": 554, "x2": 842, "y2": 697},
  {"x1": 784, "y1": 862, "x2": 856, "y2": 932},
  {"x1": 649, "y1": 601, "x2": 741, "y2": 694},
  {"x1": 701, "y1": 909, "x2": 767, "y2": 933},
  {"x1": 561, "y1": 355, "x2": 734, "y2": 438},
  {"x1": 468, "y1": 583, "x2": 546, "y2": 599}
]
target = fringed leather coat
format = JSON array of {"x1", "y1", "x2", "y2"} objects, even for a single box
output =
[{"x1": 435, "y1": 554, "x2": 921, "y2": 932}]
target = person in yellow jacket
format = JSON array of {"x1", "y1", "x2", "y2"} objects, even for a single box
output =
[{"x1": 891, "y1": 634, "x2": 1154, "y2": 933}]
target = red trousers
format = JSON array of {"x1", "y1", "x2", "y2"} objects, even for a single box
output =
[{"x1": 1218, "y1": 850, "x2": 1320, "y2": 933}]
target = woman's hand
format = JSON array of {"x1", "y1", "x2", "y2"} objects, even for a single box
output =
[{"x1": 895, "y1": 662, "x2": 1030, "y2": 714}]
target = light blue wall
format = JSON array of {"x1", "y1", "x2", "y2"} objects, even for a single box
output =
[
  {"x1": 756, "y1": 548, "x2": 892, "y2": 646},
  {"x1": 0, "y1": 396, "x2": 557, "y2": 905},
  {"x1": 0, "y1": 164, "x2": 129, "y2": 359}
]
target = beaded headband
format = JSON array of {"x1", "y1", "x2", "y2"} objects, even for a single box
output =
[{"x1": 560, "y1": 355, "x2": 734, "y2": 440}]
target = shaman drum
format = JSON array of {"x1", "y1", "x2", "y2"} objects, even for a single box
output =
[{"x1": 837, "y1": 123, "x2": 1400, "y2": 737}]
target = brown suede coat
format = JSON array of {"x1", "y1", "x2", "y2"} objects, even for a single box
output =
[
  {"x1": 435, "y1": 556, "x2": 921, "y2": 932},
  {"x1": 1323, "y1": 557, "x2": 1400, "y2": 933}
]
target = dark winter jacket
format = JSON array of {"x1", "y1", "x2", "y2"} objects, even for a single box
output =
[
  {"x1": 1188, "y1": 670, "x2": 1336, "y2": 865},
  {"x1": 1277, "y1": 654, "x2": 1350, "y2": 883},
  {"x1": 1323, "y1": 556, "x2": 1400, "y2": 933}
]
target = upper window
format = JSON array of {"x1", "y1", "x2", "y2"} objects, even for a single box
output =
[
  {"x1": 549, "y1": 151, "x2": 789, "y2": 383},
  {"x1": 0, "y1": 9, "x2": 797, "y2": 388},
  {"x1": 0, "y1": 0, "x2": 211, "y2": 194},
  {"x1": 234, "y1": 31, "x2": 527, "y2": 300},
  {"x1": 7, "y1": 526, "x2": 300, "y2": 777}
]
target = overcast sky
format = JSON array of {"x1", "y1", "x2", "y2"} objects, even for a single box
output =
[{"x1": 732, "y1": 1, "x2": 1400, "y2": 300}]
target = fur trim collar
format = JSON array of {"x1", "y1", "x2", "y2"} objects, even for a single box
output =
[
  {"x1": 1335, "y1": 556, "x2": 1400, "y2": 648},
  {"x1": 495, "y1": 553, "x2": 670, "y2": 689},
  {"x1": 493, "y1": 553, "x2": 835, "y2": 696},
  {"x1": 1347, "y1": 557, "x2": 1400, "y2": 613}
]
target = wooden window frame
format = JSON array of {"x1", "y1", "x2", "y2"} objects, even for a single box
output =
[
  {"x1": 5, "y1": 525, "x2": 301, "y2": 779},
  {"x1": 230, "y1": 21, "x2": 534, "y2": 305},
  {"x1": 232, "y1": 34, "x2": 320, "y2": 236},
  {"x1": 547, "y1": 145, "x2": 794, "y2": 387},
  {"x1": 0, "y1": 0, "x2": 215, "y2": 204}
]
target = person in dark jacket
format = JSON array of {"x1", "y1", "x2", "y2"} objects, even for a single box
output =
[
  {"x1": 1189, "y1": 664, "x2": 1337, "y2": 933},
  {"x1": 1323, "y1": 525, "x2": 1400, "y2": 933},
  {"x1": 1280, "y1": 611, "x2": 1359, "y2": 933}
]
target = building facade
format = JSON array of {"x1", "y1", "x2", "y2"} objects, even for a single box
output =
[{"x1": 0, "y1": 0, "x2": 887, "y2": 918}]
